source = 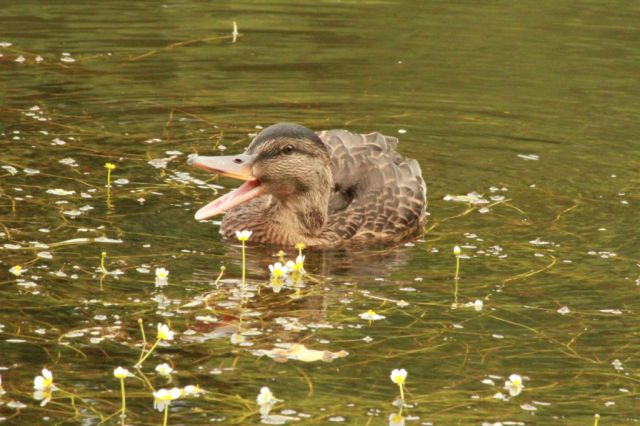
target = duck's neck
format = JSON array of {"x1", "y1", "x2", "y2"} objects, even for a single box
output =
[
  {"x1": 222, "y1": 185, "x2": 332, "y2": 246},
  {"x1": 275, "y1": 188, "x2": 330, "y2": 238}
]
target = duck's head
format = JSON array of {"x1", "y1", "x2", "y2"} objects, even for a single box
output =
[{"x1": 189, "y1": 123, "x2": 331, "y2": 221}]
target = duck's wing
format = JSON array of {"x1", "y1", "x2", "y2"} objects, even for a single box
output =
[{"x1": 317, "y1": 130, "x2": 427, "y2": 242}]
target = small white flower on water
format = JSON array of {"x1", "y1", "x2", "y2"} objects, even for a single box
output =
[
  {"x1": 9, "y1": 265, "x2": 23, "y2": 276},
  {"x1": 493, "y1": 391, "x2": 506, "y2": 400},
  {"x1": 612, "y1": 359, "x2": 624, "y2": 372},
  {"x1": 153, "y1": 387, "x2": 181, "y2": 412},
  {"x1": 285, "y1": 260, "x2": 296, "y2": 271},
  {"x1": 33, "y1": 388, "x2": 53, "y2": 407},
  {"x1": 182, "y1": 385, "x2": 203, "y2": 397},
  {"x1": 269, "y1": 262, "x2": 287, "y2": 279},
  {"x1": 155, "y1": 267, "x2": 169, "y2": 280},
  {"x1": 257, "y1": 386, "x2": 276, "y2": 406},
  {"x1": 557, "y1": 306, "x2": 570, "y2": 315},
  {"x1": 113, "y1": 366, "x2": 130, "y2": 379},
  {"x1": 359, "y1": 309, "x2": 386, "y2": 321},
  {"x1": 504, "y1": 373, "x2": 524, "y2": 397},
  {"x1": 389, "y1": 413, "x2": 405, "y2": 426},
  {"x1": 453, "y1": 245, "x2": 461, "y2": 256},
  {"x1": 33, "y1": 368, "x2": 54, "y2": 390},
  {"x1": 473, "y1": 299, "x2": 483, "y2": 311},
  {"x1": 157, "y1": 323, "x2": 174, "y2": 341},
  {"x1": 235, "y1": 229, "x2": 252, "y2": 241},
  {"x1": 292, "y1": 255, "x2": 305, "y2": 273},
  {"x1": 390, "y1": 368, "x2": 407, "y2": 385},
  {"x1": 155, "y1": 363, "x2": 173, "y2": 376},
  {"x1": 230, "y1": 332, "x2": 245, "y2": 345},
  {"x1": 155, "y1": 267, "x2": 169, "y2": 287}
]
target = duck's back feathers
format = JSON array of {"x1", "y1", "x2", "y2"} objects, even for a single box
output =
[{"x1": 318, "y1": 130, "x2": 427, "y2": 244}]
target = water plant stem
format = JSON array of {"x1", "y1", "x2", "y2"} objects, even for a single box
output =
[
  {"x1": 453, "y1": 277, "x2": 459, "y2": 307},
  {"x1": 399, "y1": 383, "x2": 405, "y2": 401},
  {"x1": 138, "y1": 319, "x2": 147, "y2": 348},
  {"x1": 241, "y1": 240, "x2": 246, "y2": 296},
  {"x1": 594, "y1": 414, "x2": 600, "y2": 426},
  {"x1": 100, "y1": 251, "x2": 107, "y2": 273},
  {"x1": 119, "y1": 378, "x2": 126, "y2": 418},
  {"x1": 163, "y1": 403, "x2": 169, "y2": 426},
  {"x1": 136, "y1": 339, "x2": 159, "y2": 368},
  {"x1": 454, "y1": 255, "x2": 460, "y2": 280},
  {"x1": 213, "y1": 265, "x2": 225, "y2": 287}
]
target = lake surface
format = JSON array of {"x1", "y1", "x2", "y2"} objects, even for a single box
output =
[{"x1": 1, "y1": 1, "x2": 639, "y2": 424}]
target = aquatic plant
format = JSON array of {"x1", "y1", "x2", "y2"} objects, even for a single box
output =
[
  {"x1": 105, "y1": 162, "x2": 116, "y2": 187},
  {"x1": 33, "y1": 368, "x2": 56, "y2": 407},
  {"x1": 155, "y1": 267, "x2": 169, "y2": 287},
  {"x1": 135, "y1": 323, "x2": 175, "y2": 368},
  {"x1": 99, "y1": 251, "x2": 108, "y2": 273},
  {"x1": 153, "y1": 387, "x2": 181, "y2": 426},
  {"x1": 504, "y1": 373, "x2": 524, "y2": 397},
  {"x1": 256, "y1": 386, "x2": 277, "y2": 418},
  {"x1": 9, "y1": 265, "x2": 23, "y2": 276},
  {"x1": 235, "y1": 230, "x2": 252, "y2": 296},
  {"x1": 453, "y1": 245, "x2": 461, "y2": 280},
  {"x1": 155, "y1": 363, "x2": 173, "y2": 378},
  {"x1": 359, "y1": 309, "x2": 386, "y2": 322},
  {"x1": 113, "y1": 367, "x2": 131, "y2": 418},
  {"x1": 268, "y1": 262, "x2": 287, "y2": 279},
  {"x1": 390, "y1": 368, "x2": 407, "y2": 402},
  {"x1": 389, "y1": 413, "x2": 405, "y2": 426}
]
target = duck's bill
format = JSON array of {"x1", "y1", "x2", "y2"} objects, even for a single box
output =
[{"x1": 189, "y1": 154, "x2": 264, "y2": 220}]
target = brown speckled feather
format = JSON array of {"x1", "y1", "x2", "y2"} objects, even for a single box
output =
[{"x1": 318, "y1": 130, "x2": 427, "y2": 244}]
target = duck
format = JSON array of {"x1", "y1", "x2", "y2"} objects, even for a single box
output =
[{"x1": 188, "y1": 123, "x2": 427, "y2": 248}]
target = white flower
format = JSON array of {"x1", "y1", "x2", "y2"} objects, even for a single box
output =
[
  {"x1": 292, "y1": 255, "x2": 305, "y2": 273},
  {"x1": 230, "y1": 332, "x2": 245, "y2": 345},
  {"x1": 157, "y1": 323, "x2": 174, "y2": 341},
  {"x1": 235, "y1": 230, "x2": 252, "y2": 242},
  {"x1": 389, "y1": 413, "x2": 405, "y2": 426},
  {"x1": 155, "y1": 363, "x2": 173, "y2": 376},
  {"x1": 285, "y1": 260, "x2": 295, "y2": 271},
  {"x1": 33, "y1": 388, "x2": 53, "y2": 406},
  {"x1": 390, "y1": 369, "x2": 407, "y2": 385},
  {"x1": 257, "y1": 386, "x2": 276, "y2": 406},
  {"x1": 182, "y1": 385, "x2": 203, "y2": 397},
  {"x1": 269, "y1": 278, "x2": 285, "y2": 293},
  {"x1": 359, "y1": 310, "x2": 386, "y2": 321},
  {"x1": 612, "y1": 359, "x2": 624, "y2": 372},
  {"x1": 33, "y1": 368, "x2": 54, "y2": 390},
  {"x1": 155, "y1": 267, "x2": 169, "y2": 287},
  {"x1": 269, "y1": 262, "x2": 287, "y2": 279},
  {"x1": 465, "y1": 299, "x2": 484, "y2": 311},
  {"x1": 113, "y1": 366, "x2": 130, "y2": 379},
  {"x1": 155, "y1": 267, "x2": 169, "y2": 280},
  {"x1": 153, "y1": 387, "x2": 182, "y2": 411},
  {"x1": 9, "y1": 265, "x2": 23, "y2": 276},
  {"x1": 504, "y1": 374, "x2": 524, "y2": 397},
  {"x1": 453, "y1": 245, "x2": 461, "y2": 256}
]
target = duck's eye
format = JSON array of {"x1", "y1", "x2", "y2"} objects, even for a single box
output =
[{"x1": 282, "y1": 144, "x2": 295, "y2": 154}]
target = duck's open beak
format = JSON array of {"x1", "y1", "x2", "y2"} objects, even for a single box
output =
[{"x1": 188, "y1": 153, "x2": 264, "y2": 220}]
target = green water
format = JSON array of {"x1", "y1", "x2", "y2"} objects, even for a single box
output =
[{"x1": 1, "y1": 1, "x2": 639, "y2": 424}]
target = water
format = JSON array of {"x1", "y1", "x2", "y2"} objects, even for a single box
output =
[{"x1": 1, "y1": 1, "x2": 639, "y2": 424}]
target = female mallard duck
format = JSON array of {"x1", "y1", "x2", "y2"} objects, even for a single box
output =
[{"x1": 189, "y1": 123, "x2": 427, "y2": 248}]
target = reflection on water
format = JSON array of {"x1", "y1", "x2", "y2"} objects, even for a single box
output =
[{"x1": 1, "y1": 1, "x2": 639, "y2": 424}]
